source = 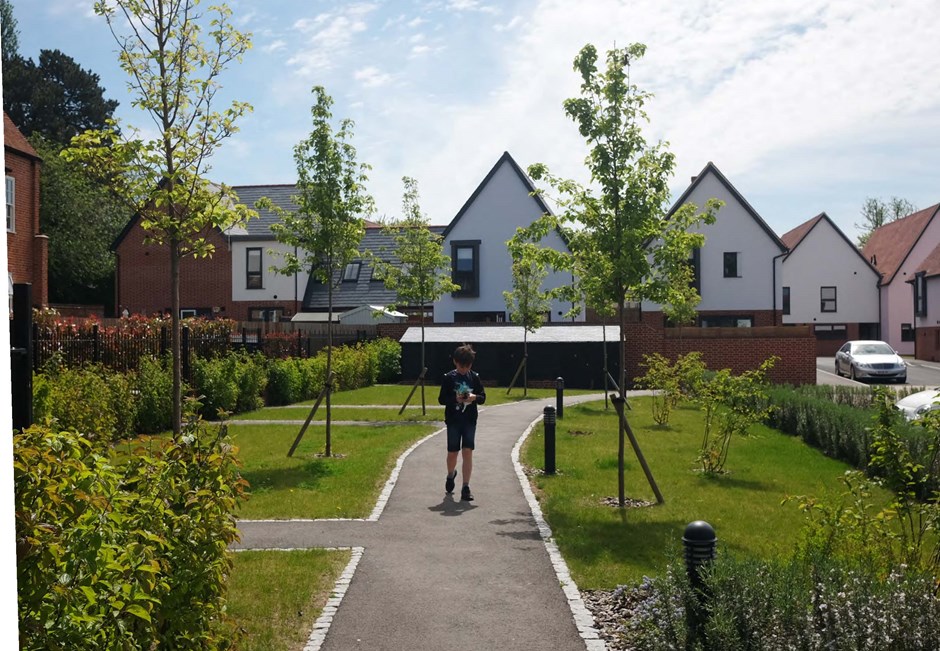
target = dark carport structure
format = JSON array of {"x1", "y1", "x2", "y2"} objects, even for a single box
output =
[{"x1": 400, "y1": 325, "x2": 621, "y2": 390}]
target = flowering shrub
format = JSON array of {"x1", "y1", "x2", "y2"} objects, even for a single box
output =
[
  {"x1": 624, "y1": 554, "x2": 940, "y2": 650},
  {"x1": 15, "y1": 407, "x2": 248, "y2": 650}
]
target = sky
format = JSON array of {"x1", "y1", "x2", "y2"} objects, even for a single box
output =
[{"x1": 11, "y1": 0, "x2": 940, "y2": 242}]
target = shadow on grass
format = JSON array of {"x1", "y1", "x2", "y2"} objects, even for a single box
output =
[{"x1": 241, "y1": 459, "x2": 335, "y2": 493}]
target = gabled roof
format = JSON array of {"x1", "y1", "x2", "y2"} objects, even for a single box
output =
[
  {"x1": 862, "y1": 203, "x2": 940, "y2": 285},
  {"x1": 912, "y1": 241, "x2": 940, "y2": 279},
  {"x1": 668, "y1": 161, "x2": 786, "y2": 253},
  {"x1": 781, "y1": 212, "x2": 879, "y2": 276},
  {"x1": 441, "y1": 151, "x2": 551, "y2": 239},
  {"x1": 302, "y1": 224, "x2": 447, "y2": 311},
  {"x1": 4, "y1": 112, "x2": 41, "y2": 161}
]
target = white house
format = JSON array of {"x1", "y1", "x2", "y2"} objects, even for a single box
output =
[
  {"x1": 643, "y1": 162, "x2": 787, "y2": 327},
  {"x1": 435, "y1": 151, "x2": 579, "y2": 324},
  {"x1": 780, "y1": 212, "x2": 880, "y2": 355}
]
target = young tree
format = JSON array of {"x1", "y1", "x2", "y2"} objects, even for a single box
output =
[
  {"x1": 261, "y1": 86, "x2": 374, "y2": 456},
  {"x1": 857, "y1": 196, "x2": 917, "y2": 246},
  {"x1": 520, "y1": 43, "x2": 721, "y2": 506},
  {"x1": 373, "y1": 176, "x2": 457, "y2": 412},
  {"x1": 63, "y1": 0, "x2": 254, "y2": 435},
  {"x1": 0, "y1": 0, "x2": 19, "y2": 62},
  {"x1": 503, "y1": 242, "x2": 551, "y2": 396}
]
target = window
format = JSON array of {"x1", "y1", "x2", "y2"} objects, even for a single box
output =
[
  {"x1": 915, "y1": 272, "x2": 927, "y2": 317},
  {"x1": 700, "y1": 315, "x2": 753, "y2": 328},
  {"x1": 342, "y1": 262, "x2": 361, "y2": 282},
  {"x1": 901, "y1": 323, "x2": 915, "y2": 342},
  {"x1": 723, "y1": 252, "x2": 740, "y2": 278},
  {"x1": 814, "y1": 324, "x2": 847, "y2": 340},
  {"x1": 180, "y1": 309, "x2": 197, "y2": 319},
  {"x1": 246, "y1": 248, "x2": 263, "y2": 289},
  {"x1": 454, "y1": 311, "x2": 505, "y2": 323},
  {"x1": 250, "y1": 307, "x2": 284, "y2": 322},
  {"x1": 782, "y1": 286, "x2": 791, "y2": 315},
  {"x1": 820, "y1": 286, "x2": 837, "y2": 312},
  {"x1": 451, "y1": 240, "x2": 480, "y2": 297},
  {"x1": 5, "y1": 176, "x2": 14, "y2": 232},
  {"x1": 689, "y1": 247, "x2": 701, "y2": 293}
]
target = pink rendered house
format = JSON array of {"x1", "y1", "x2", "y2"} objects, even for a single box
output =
[{"x1": 862, "y1": 203, "x2": 940, "y2": 355}]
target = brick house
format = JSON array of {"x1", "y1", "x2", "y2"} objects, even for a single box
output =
[{"x1": 5, "y1": 112, "x2": 47, "y2": 306}]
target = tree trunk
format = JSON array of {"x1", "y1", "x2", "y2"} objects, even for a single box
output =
[
  {"x1": 325, "y1": 279, "x2": 333, "y2": 457},
  {"x1": 617, "y1": 301, "x2": 626, "y2": 506},
  {"x1": 523, "y1": 333, "x2": 528, "y2": 397},
  {"x1": 170, "y1": 237, "x2": 182, "y2": 436},
  {"x1": 420, "y1": 310, "x2": 426, "y2": 415}
]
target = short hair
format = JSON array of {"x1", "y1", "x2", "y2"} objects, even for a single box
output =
[{"x1": 452, "y1": 344, "x2": 476, "y2": 366}]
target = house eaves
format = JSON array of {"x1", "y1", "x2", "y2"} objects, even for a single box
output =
[
  {"x1": 668, "y1": 161, "x2": 787, "y2": 253},
  {"x1": 441, "y1": 151, "x2": 553, "y2": 239}
]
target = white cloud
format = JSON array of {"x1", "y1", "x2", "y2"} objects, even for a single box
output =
[
  {"x1": 287, "y1": 3, "x2": 378, "y2": 76},
  {"x1": 446, "y1": 0, "x2": 499, "y2": 15},
  {"x1": 408, "y1": 16, "x2": 428, "y2": 28},
  {"x1": 494, "y1": 15, "x2": 523, "y2": 32},
  {"x1": 354, "y1": 66, "x2": 394, "y2": 88},
  {"x1": 410, "y1": 45, "x2": 431, "y2": 57},
  {"x1": 262, "y1": 39, "x2": 287, "y2": 54}
]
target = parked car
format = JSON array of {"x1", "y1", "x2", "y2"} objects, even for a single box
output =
[
  {"x1": 896, "y1": 388, "x2": 940, "y2": 420},
  {"x1": 834, "y1": 340, "x2": 907, "y2": 383}
]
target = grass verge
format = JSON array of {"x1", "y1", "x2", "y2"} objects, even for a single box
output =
[
  {"x1": 227, "y1": 549, "x2": 350, "y2": 651},
  {"x1": 234, "y1": 405, "x2": 445, "y2": 422},
  {"x1": 233, "y1": 422, "x2": 438, "y2": 519},
  {"x1": 521, "y1": 397, "x2": 893, "y2": 589},
  {"x1": 295, "y1": 383, "x2": 597, "y2": 407}
]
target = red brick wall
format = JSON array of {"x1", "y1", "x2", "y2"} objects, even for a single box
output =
[
  {"x1": 916, "y1": 327, "x2": 940, "y2": 362},
  {"x1": 115, "y1": 219, "x2": 234, "y2": 317},
  {"x1": 6, "y1": 148, "x2": 46, "y2": 305}
]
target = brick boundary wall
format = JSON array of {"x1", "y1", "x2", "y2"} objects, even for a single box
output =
[{"x1": 916, "y1": 326, "x2": 940, "y2": 362}]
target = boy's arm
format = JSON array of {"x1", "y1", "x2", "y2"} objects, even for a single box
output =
[
  {"x1": 438, "y1": 375, "x2": 450, "y2": 406},
  {"x1": 473, "y1": 374, "x2": 486, "y2": 405}
]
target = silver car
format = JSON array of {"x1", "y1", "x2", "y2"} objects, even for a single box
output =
[
  {"x1": 834, "y1": 340, "x2": 907, "y2": 383},
  {"x1": 896, "y1": 388, "x2": 940, "y2": 420}
]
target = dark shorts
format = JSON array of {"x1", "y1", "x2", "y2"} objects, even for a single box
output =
[{"x1": 446, "y1": 422, "x2": 476, "y2": 452}]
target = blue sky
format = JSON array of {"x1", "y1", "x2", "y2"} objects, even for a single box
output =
[{"x1": 12, "y1": 0, "x2": 940, "y2": 241}]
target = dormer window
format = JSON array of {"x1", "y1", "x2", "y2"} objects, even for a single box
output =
[{"x1": 343, "y1": 262, "x2": 361, "y2": 282}]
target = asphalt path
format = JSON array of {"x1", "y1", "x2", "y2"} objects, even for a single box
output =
[{"x1": 235, "y1": 395, "x2": 608, "y2": 651}]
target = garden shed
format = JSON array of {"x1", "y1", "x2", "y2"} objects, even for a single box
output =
[{"x1": 400, "y1": 325, "x2": 621, "y2": 389}]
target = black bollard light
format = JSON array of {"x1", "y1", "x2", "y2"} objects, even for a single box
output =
[
  {"x1": 543, "y1": 406, "x2": 556, "y2": 474},
  {"x1": 683, "y1": 520, "x2": 716, "y2": 647},
  {"x1": 682, "y1": 520, "x2": 717, "y2": 586},
  {"x1": 555, "y1": 376, "x2": 564, "y2": 419}
]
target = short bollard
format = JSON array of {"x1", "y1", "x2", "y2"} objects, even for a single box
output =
[
  {"x1": 683, "y1": 520, "x2": 717, "y2": 585},
  {"x1": 555, "y1": 376, "x2": 564, "y2": 419},
  {"x1": 543, "y1": 406, "x2": 556, "y2": 474},
  {"x1": 683, "y1": 520, "x2": 716, "y2": 647}
]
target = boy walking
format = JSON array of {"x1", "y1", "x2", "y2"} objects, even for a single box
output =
[{"x1": 438, "y1": 344, "x2": 486, "y2": 501}]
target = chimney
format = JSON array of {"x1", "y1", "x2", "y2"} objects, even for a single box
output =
[{"x1": 691, "y1": 176, "x2": 698, "y2": 183}]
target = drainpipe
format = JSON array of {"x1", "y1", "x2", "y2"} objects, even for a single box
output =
[{"x1": 772, "y1": 251, "x2": 787, "y2": 326}]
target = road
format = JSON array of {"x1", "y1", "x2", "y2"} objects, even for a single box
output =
[{"x1": 815, "y1": 356, "x2": 940, "y2": 389}]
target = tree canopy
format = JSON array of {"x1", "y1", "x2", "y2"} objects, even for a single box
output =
[
  {"x1": 518, "y1": 42, "x2": 721, "y2": 506},
  {"x1": 262, "y1": 85, "x2": 374, "y2": 455},
  {"x1": 64, "y1": 0, "x2": 255, "y2": 434},
  {"x1": 857, "y1": 196, "x2": 917, "y2": 247}
]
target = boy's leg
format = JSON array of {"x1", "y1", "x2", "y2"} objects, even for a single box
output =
[
  {"x1": 446, "y1": 450, "x2": 459, "y2": 475},
  {"x1": 461, "y1": 447, "x2": 473, "y2": 485}
]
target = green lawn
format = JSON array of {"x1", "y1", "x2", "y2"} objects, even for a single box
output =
[
  {"x1": 293, "y1": 383, "x2": 597, "y2": 407},
  {"x1": 235, "y1": 405, "x2": 445, "y2": 422},
  {"x1": 521, "y1": 397, "x2": 893, "y2": 589},
  {"x1": 227, "y1": 549, "x2": 350, "y2": 651},
  {"x1": 232, "y1": 422, "x2": 438, "y2": 519}
]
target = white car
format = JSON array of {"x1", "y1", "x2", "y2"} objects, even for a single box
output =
[
  {"x1": 896, "y1": 388, "x2": 940, "y2": 421},
  {"x1": 834, "y1": 340, "x2": 907, "y2": 383}
]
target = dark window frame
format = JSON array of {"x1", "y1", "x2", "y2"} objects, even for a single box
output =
[
  {"x1": 342, "y1": 261, "x2": 362, "y2": 283},
  {"x1": 453, "y1": 310, "x2": 505, "y2": 323},
  {"x1": 901, "y1": 323, "x2": 915, "y2": 342},
  {"x1": 246, "y1": 247, "x2": 263, "y2": 290},
  {"x1": 723, "y1": 251, "x2": 740, "y2": 278},
  {"x1": 451, "y1": 240, "x2": 481, "y2": 298},
  {"x1": 699, "y1": 314, "x2": 754, "y2": 328},
  {"x1": 690, "y1": 247, "x2": 701, "y2": 293},
  {"x1": 914, "y1": 272, "x2": 928, "y2": 317},
  {"x1": 5, "y1": 175, "x2": 14, "y2": 233},
  {"x1": 249, "y1": 307, "x2": 284, "y2": 322},
  {"x1": 820, "y1": 286, "x2": 837, "y2": 313},
  {"x1": 782, "y1": 286, "x2": 791, "y2": 315}
]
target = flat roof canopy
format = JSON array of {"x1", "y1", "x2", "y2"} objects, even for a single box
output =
[{"x1": 399, "y1": 325, "x2": 622, "y2": 344}]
